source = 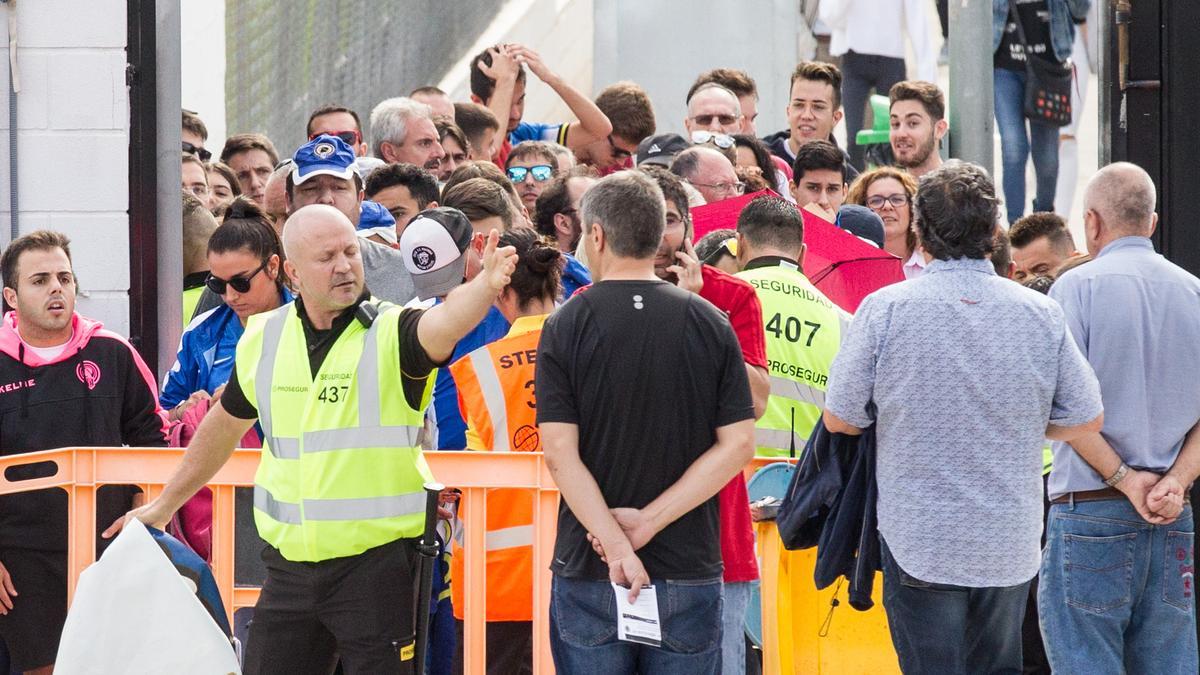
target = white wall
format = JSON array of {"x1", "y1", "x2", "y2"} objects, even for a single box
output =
[
  {"x1": 0, "y1": 0, "x2": 131, "y2": 334},
  {"x1": 181, "y1": 0, "x2": 226, "y2": 150}
]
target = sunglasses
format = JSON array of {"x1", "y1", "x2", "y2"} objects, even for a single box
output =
[
  {"x1": 507, "y1": 165, "x2": 554, "y2": 183},
  {"x1": 690, "y1": 131, "x2": 735, "y2": 149},
  {"x1": 182, "y1": 141, "x2": 211, "y2": 161},
  {"x1": 607, "y1": 135, "x2": 632, "y2": 161},
  {"x1": 308, "y1": 130, "x2": 362, "y2": 146},
  {"x1": 702, "y1": 238, "x2": 739, "y2": 265},
  {"x1": 689, "y1": 114, "x2": 739, "y2": 128},
  {"x1": 206, "y1": 260, "x2": 268, "y2": 295}
]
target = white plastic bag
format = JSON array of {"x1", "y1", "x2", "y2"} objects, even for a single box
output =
[{"x1": 55, "y1": 518, "x2": 241, "y2": 674}]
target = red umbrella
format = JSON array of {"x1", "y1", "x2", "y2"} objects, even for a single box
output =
[{"x1": 690, "y1": 191, "x2": 904, "y2": 312}]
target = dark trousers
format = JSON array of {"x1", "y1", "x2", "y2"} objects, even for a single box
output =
[
  {"x1": 1020, "y1": 475, "x2": 1051, "y2": 674},
  {"x1": 243, "y1": 538, "x2": 420, "y2": 675},
  {"x1": 881, "y1": 538, "x2": 1029, "y2": 675},
  {"x1": 452, "y1": 619, "x2": 532, "y2": 675},
  {"x1": 841, "y1": 50, "x2": 908, "y2": 170},
  {"x1": 937, "y1": 0, "x2": 949, "y2": 39}
]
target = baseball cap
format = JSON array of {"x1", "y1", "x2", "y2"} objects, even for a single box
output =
[
  {"x1": 636, "y1": 133, "x2": 689, "y2": 167},
  {"x1": 835, "y1": 204, "x2": 885, "y2": 248},
  {"x1": 399, "y1": 207, "x2": 474, "y2": 300},
  {"x1": 356, "y1": 200, "x2": 398, "y2": 246},
  {"x1": 291, "y1": 134, "x2": 359, "y2": 185}
]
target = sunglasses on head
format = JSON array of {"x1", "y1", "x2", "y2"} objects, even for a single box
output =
[
  {"x1": 206, "y1": 259, "x2": 268, "y2": 295},
  {"x1": 308, "y1": 130, "x2": 362, "y2": 146},
  {"x1": 507, "y1": 165, "x2": 554, "y2": 183},
  {"x1": 182, "y1": 141, "x2": 211, "y2": 161},
  {"x1": 690, "y1": 131, "x2": 735, "y2": 149}
]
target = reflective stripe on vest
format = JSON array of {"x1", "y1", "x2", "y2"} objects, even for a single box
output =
[
  {"x1": 467, "y1": 347, "x2": 511, "y2": 452},
  {"x1": 769, "y1": 375, "x2": 826, "y2": 408},
  {"x1": 486, "y1": 524, "x2": 534, "y2": 551},
  {"x1": 256, "y1": 309, "x2": 294, "y2": 459},
  {"x1": 755, "y1": 427, "x2": 806, "y2": 451},
  {"x1": 254, "y1": 485, "x2": 427, "y2": 523}
]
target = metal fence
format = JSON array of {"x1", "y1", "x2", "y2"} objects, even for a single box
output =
[{"x1": 224, "y1": 0, "x2": 505, "y2": 158}]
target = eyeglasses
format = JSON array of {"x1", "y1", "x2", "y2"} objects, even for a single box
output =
[
  {"x1": 206, "y1": 260, "x2": 268, "y2": 295},
  {"x1": 688, "y1": 179, "x2": 746, "y2": 197},
  {"x1": 507, "y1": 165, "x2": 554, "y2": 183},
  {"x1": 309, "y1": 130, "x2": 362, "y2": 146},
  {"x1": 608, "y1": 135, "x2": 632, "y2": 161},
  {"x1": 689, "y1": 113, "x2": 740, "y2": 128},
  {"x1": 866, "y1": 194, "x2": 909, "y2": 210},
  {"x1": 182, "y1": 141, "x2": 211, "y2": 161},
  {"x1": 690, "y1": 131, "x2": 735, "y2": 149}
]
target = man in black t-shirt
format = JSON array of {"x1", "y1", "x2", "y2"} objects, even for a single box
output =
[{"x1": 536, "y1": 172, "x2": 755, "y2": 673}]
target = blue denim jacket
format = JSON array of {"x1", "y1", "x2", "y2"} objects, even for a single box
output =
[{"x1": 993, "y1": 0, "x2": 1090, "y2": 63}]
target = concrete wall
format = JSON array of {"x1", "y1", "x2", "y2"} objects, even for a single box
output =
[
  {"x1": 0, "y1": 0, "x2": 131, "y2": 334},
  {"x1": 593, "y1": 0, "x2": 804, "y2": 139}
]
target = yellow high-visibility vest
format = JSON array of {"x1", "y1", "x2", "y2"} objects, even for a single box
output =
[
  {"x1": 235, "y1": 299, "x2": 433, "y2": 562},
  {"x1": 738, "y1": 262, "x2": 848, "y2": 457}
]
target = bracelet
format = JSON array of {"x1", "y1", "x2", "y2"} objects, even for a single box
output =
[{"x1": 1103, "y1": 462, "x2": 1130, "y2": 487}]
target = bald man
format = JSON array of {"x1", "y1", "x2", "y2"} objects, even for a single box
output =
[
  {"x1": 670, "y1": 146, "x2": 745, "y2": 204},
  {"x1": 109, "y1": 204, "x2": 518, "y2": 675},
  {"x1": 1040, "y1": 162, "x2": 1200, "y2": 673}
]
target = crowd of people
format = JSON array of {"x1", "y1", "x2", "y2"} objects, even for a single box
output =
[{"x1": 1, "y1": 1, "x2": 1197, "y2": 674}]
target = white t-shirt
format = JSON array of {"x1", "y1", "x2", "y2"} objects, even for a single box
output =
[{"x1": 23, "y1": 336, "x2": 71, "y2": 361}]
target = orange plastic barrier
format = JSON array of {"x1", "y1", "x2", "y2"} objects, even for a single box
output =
[{"x1": 0, "y1": 449, "x2": 825, "y2": 674}]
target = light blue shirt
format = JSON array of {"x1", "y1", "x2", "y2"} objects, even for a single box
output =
[
  {"x1": 1048, "y1": 236, "x2": 1200, "y2": 498},
  {"x1": 826, "y1": 257, "x2": 1102, "y2": 587}
]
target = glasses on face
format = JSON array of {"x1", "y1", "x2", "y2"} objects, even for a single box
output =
[
  {"x1": 309, "y1": 130, "x2": 362, "y2": 146},
  {"x1": 688, "y1": 179, "x2": 746, "y2": 197},
  {"x1": 182, "y1": 141, "x2": 211, "y2": 161},
  {"x1": 690, "y1": 131, "x2": 735, "y2": 149},
  {"x1": 689, "y1": 113, "x2": 739, "y2": 128},
  {"x1": 607, "y1": 135, "x2": 632, "y2": 161},
  {"x1": 507, "y1": 165, "x2": 554, "y2": 183},
  {"x1": 866, "y1": 194, "x2": 909, "y2": 210},
  {"x1": 206, "y1": 260, "x2": 268, "y2": 295}
]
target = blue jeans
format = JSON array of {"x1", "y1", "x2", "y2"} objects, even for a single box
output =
[
  {"x1": 720, "y1": 581, "x2": 752, "y2": 675},
  {"x1": 550, "y1": 574, "x2": 723, "y2": 674},
  {"x1": 880, "y1": 538, "x2": 1030, "y2": 674},
  {"x1": 993, "y1": 67, "x2": 1060, "y2": 223},
  {"x1": 1038, "y1": 499, "x2": 1198, "y2": 674}
]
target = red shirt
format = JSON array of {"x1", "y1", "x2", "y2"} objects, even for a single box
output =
[{"x1": 699, "y1": 265, "x2": 765, "y2": 582}]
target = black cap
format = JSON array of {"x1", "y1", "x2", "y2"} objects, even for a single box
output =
[
  {"x1": 835, "y1": 204, "x2": 886, "y2": 248},
  {"x1": 636, "y1": 133, "x2": 690, "y2": 167}
]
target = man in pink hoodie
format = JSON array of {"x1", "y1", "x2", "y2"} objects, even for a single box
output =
[{"x1": 0, "y1": 230, "x2": 167, "y2": 674}]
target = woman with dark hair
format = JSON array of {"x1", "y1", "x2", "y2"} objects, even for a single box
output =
[
  {"x1": 446, "y1": 227, "x2": 562, "y2": 673},
  {"x1": 733, "y1": 134, "x2": 791, "y2": 198},
  {"x1": 161, "y1": 196, "x2": 293, "y2": 418}
]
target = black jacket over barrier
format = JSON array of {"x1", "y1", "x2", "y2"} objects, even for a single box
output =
[{"x1": 776, "y1": 419, "x2": 879, "y2": 611}]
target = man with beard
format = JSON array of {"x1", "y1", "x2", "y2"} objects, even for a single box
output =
[
  {"x1": 369, "y1": 97, "x2": 446, "y2": 176},
  {"x1": 505, "y1": 141, "x2": 560, "y2": 219},
  {"x1": 889, "y1": 81, "x2": 948, "y2": 179}
]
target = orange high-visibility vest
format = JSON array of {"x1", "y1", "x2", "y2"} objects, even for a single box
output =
[{"x1": 448, "y1": 314, "x2": 547, "y2": 622}]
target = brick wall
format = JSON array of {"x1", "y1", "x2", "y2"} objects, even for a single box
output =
[{"x1": 0, "y1": 0, "x2": 131, "y2": 334}]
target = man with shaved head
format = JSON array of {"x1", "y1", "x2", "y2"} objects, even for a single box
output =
[
  {"x1": 110, "y1": 203, "x2": 518, "y2": 674},
  {"x1": 1040, "y1": 162, "x2": 1200, "y2": 673}
]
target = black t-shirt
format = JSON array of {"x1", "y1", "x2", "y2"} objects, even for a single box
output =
[
  {"x1": 536, "y1": 280, "x2": 755, "y2": 580},
  {"x1": 221, "y1": 294, "x2": 439, "y2": 419},
  {"x1": 995, "y1": 0, "x2": 1055, "y2": 71}
]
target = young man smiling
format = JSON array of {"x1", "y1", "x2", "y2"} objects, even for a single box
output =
[{"x1": 889, "y1": 80, "x2": 948, "y2": 179}]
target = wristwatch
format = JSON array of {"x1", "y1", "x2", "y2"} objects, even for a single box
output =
[{"x1": 1104, "y1": 462, "x2": 1130, "y2": 487}]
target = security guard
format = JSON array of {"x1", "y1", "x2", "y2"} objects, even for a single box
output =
[
  {"x1": 446, "y1": 228, "x2": 560, "y2": 674},
  {"x1": 110, "y1": 202, "x2": 517, "y2": 675},
  {"x1": 735, "y1": 196, "x2": 849, "y2": 457}
]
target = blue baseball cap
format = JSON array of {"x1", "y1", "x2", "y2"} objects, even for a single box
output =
[
  {"x1": 356, "y1": 200, "x2": 398, "y2": 245},
  {"x1": 291, "y1": 134, "x2": 359, "y2": 186}
]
